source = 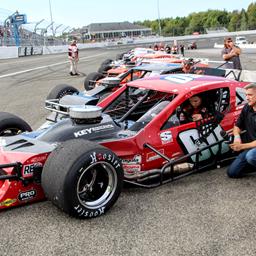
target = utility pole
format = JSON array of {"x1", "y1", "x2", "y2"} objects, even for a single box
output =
[{"x1": 157, "y1": 0, "x2": 162, "y2": 36}]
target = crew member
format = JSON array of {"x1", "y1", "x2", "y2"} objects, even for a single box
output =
[
  {"x1": 227, "y1": 82, "x2": 256, "y2": 178},
  {"x1": 68, "y1": 39, "x2": 79, "y2": 76}
]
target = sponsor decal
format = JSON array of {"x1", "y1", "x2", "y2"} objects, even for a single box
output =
[
  {"x1": 160, "y1": 131, "x2": 173, "y2": 144},
  {"x1": 146, "y1": 149, "x2": 164, "y2": 162},
  {"x1": 18, "y1": 189, "x2": 37, "y2": 201},
  {"x1": 122, "y1": 155, "x2": 142, "y2": 165},
  {"x1": 74, "y1": 124, "x2": 114, "y2": 138},
  {"x1": 22, "y1": 163, "x2": 42, "y2": 178},
  {"x1": 0, "y1": 198, "x2": 16, "y2": 207},
  {"x1": 163, "y1": 74, "x2": 199, "y2": 84},
  {"x1": 0, "y1": 138, "x2": 6, "y2": 147},
  {"x1": 123, "y1": 164, "x2": 141, "y2": 174}
]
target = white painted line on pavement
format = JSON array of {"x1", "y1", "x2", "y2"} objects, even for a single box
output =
[{"x1": 0, "y1": 53, "x2": 106, "y2": 79}]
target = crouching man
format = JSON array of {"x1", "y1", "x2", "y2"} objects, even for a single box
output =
[{"x1": 227, "y1": 83, "x2": 256, "y2": 178}]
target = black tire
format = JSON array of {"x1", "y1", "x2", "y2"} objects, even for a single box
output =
[
  {"x1": 84, "y1": 72, "x2": 105, "y2": 91},
  {"x1": 42, "y1": 139, "x2": 124, "y2": 219},
  {"x1": 97, "y1": 64, "x2": 112, "y2": 74},
  {"x1": 46, "y1": 84, "x2": 79, "y2": 100},
  {"x1": 0, "y1": 112, "x2": 32, "y2": 136},
  {"x1": 116, "y1": 53, "x2": 123, "y2": 60},
  {"x1": 101, "y1": 59, "x2": 113, "y2": 66}
]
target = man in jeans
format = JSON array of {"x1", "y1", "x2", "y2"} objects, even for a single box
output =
[{"x1": 227, "y1": 83, "x2": 256, "y2": 178}]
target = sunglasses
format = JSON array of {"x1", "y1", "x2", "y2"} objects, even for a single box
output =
[{"x1": 227, "y1": 40, "x2": 233, "y2": 43}]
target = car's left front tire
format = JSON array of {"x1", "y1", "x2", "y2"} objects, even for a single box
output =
[{"x1": 41, "y1": 139, "x2": 124, "y2": 218}]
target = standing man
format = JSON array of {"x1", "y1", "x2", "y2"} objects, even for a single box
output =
[
  {"x1": 221, "y1": 37, "x2": 242, "y2": 70},
  {"x1": 68, "y1": 39, "x2": 79, "y2": 76},
  {"x1": 227, "y1": 83, "x2": 256, "y2": 178},
  {"x1": 180, "y1": 44, "x2": 184, "y2": 56}
]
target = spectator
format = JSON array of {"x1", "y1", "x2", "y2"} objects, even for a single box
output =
[
  {"x1": 227, "y1": 82, "x2": 256, "y2": 178},
  {"x1": 180, "y1": 44, "x2": 185, "y2": 56},
  {"x1": 165, "y1": 44, "x2": 171, "y2": 54},
  {"x1": 68, "y1": 39, "x2": 79, "y2": 76},
  {"x1": 153, "y1": 43, "x2": 159, "y2": 51},
  {"x1": 182, "y1": 58, "x2": 196, "y2": 73},
  {"x1": 221, "y1": 37, "x2": 242, "y2": 70}
]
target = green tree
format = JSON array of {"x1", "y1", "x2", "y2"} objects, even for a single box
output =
[
  {"x1": 240, "y1": 9, "x2": 248, "y2": 30},
  {"x1": 247, "y1": 3, "x2": 256, "y2": 29}
]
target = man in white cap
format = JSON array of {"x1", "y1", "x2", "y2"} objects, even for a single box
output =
[{"x1": 68, "y1": 39, "x2": 79, "y2": 75}]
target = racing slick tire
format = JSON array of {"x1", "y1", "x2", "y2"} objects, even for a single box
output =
[
  {"x1": 97, "y1": 64, "x2": 112, "y2": 74},
  {"x1": 100, "y1": 59, "x2": 113, "y2": 66},
  {"x1": 42, "y1": 139, "x2": 124, "y2": 219},
  {"x1": 84, "y1": 72, "x2": 105, "y2": 91},
  {"x1": 0, "y1": 112, "x2": 32, "y2": 136},
  {"x1": 116, "y1": 53, "x2": 123, "y2": 60},
  {"x1": 46, "y1": 84, "x2": 79, "y2": 100}
]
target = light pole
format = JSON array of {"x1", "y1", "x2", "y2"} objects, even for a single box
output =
[
  {"x1": 49, "y1": 0, "x2": 54, "y2": 36},
  {"x1": 157, "y1": 0, "x2": 162, "y2": 36}
]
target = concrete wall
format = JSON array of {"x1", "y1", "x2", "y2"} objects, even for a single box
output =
[{"x1": 0, "y1": 46, "x2": 19, "y2": 59}]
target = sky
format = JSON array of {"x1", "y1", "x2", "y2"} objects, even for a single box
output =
[{"x1": 0, "y1": 0, "x2": 254, "y2": 33}]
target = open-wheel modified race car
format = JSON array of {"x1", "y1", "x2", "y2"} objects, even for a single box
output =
[{"x1": 0, "y1": 74, "x2": 249, "y2": 218}]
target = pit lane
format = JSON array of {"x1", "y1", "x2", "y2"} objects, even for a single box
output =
[{"x1": 0, "y1": 45, "x2": 256, "y2": 256}]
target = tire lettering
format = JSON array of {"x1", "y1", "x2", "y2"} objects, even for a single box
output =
[
  {"x1": 74, "y1": 205, "x2": 105, "y2": 217},
  {"x1": 90, "y1": 152, "x2": 97, "y2": 164}
]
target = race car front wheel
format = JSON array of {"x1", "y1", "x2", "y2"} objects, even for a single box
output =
[
  {"x1": 0, "y1": 112, "x2": 32, "y2": 136},
  {"x1": 42, "y1": 139, "x2": 124, "y2": 219},
  {"x1": 84, "y1": 72, "x2": 105, "y2": 91},
  {"x1": 46, "y1": 84, "x2": 79, "y2": 100}
]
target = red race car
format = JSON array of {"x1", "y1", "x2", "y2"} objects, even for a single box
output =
[{"x1": 0, "y1": 74, "x2": 248, "y2": 218}]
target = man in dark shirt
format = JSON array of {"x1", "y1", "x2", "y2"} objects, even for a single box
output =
[
  {"x1": 221, "y1": 37, "x2": 242, "y2": 70},
  {"x1": 227, "y1": 83, "x2": 256, "y2": 178}
]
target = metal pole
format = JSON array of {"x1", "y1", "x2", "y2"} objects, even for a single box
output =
[
  {"x1": 157, "y1": 0, "x2": 161, "y2": 37},
  {"x1": 49, "y1": 0, "x2": 54, "y2": 36}
]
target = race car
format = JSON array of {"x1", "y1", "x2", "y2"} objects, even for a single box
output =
[
  {"x1": 0, "y1": 74, "x2": 248, "y2": 218},
  {"x1": 84, "y1": 48, "x2": 182, "y2": 90}
]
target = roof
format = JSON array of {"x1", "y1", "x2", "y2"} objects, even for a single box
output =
[
  {"x1": 127, "y1": 74, "x2": 236, "y2": 94},
  {"x1": 85, "y1": 22, "x2": 151, "y2": 33}
]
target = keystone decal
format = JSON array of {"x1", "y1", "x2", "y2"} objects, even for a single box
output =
[{"x1": 74, "y1": 124, "x2": 114, "y2": 138}]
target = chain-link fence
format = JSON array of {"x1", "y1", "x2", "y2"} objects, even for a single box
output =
[{"x1": 0, "y1": 8, "x2": 72, "y2": 47}]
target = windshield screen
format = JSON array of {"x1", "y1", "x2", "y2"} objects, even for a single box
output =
[{"x1": 103, "y1": 86, "x2": 177, "y2": 129}]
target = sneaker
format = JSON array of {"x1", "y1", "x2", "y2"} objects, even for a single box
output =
[
  {"x1": 74, "y1": 73, "x2": 79, "y2": 76},
  {"x1": 69, "y1": 72, "x2": 74, "y2": 76}
]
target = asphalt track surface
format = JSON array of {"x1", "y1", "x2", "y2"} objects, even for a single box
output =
[{"x1": 1, "y1": 44, "x2": 256, "y2": 256}]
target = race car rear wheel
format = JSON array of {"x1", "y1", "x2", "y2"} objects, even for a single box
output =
[
  {"x1": 42, "y1": 139, "x2": 124, "y2": 219},
  {"x1": 84, "y1": 72, "x2": 105, "y2": 91},
  {"x1": 0, "y1": 112, "x2": 32, "y2": 136},
  {"x1": 46, "y1": 84, "x2": 79, "y2": 100}
]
